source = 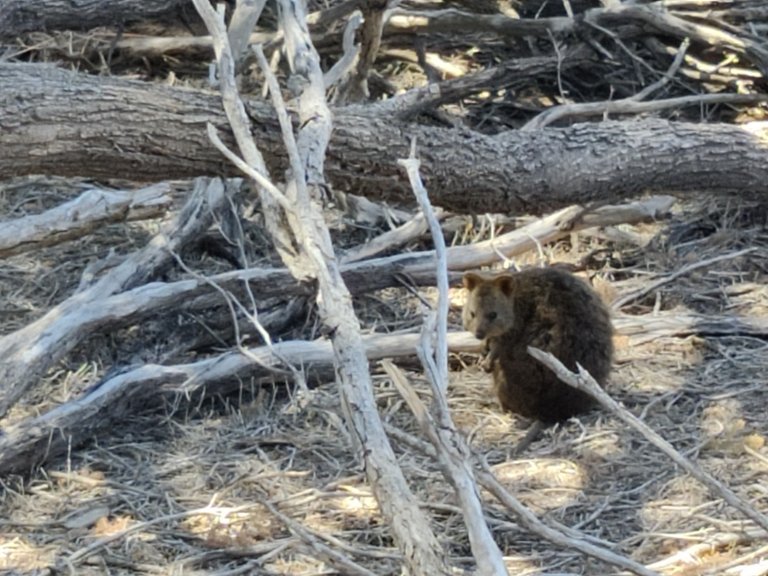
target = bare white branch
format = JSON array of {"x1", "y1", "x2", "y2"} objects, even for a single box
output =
[{"x1": 528, "y1": 346, "x2": 768, "y2": 535}]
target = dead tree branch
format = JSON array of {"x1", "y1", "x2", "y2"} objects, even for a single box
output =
[
  {"x1": 0, "y1": 184, "x2": 171, "y2": 259},
  {"x1": 0, "y1": 331, "x2": 480, "y2": 475},
  {"x1": 527, "y1": 347, "x2": 768, "y2": 535},
  {"x1": 392, "y1": 148, "x2": 508, "y2": 575},
  {"x1": 191, "y1": 0, "x2": 449, "y2": 571},
  {"x1": 0, "y1": 178, "x2": 230, "y2": 419}
]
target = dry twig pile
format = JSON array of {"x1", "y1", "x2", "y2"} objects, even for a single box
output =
[{"x1": 0, "y1": 1, "x2": 767, "y2": 574}]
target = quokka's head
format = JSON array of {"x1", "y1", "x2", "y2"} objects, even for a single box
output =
[{"x1": 461, "y1": 272, "x2": 516, "y2": 340}]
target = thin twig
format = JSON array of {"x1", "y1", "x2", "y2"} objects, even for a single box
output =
[
  {"x1": 205, "y1": 124, "x2": 292, "y2": 213},
  {"x1": 397, "y1": 140, "x2": 449, "y2": 391},
  {"x1": 396, "y1": 141, "x2": 508, "y2": 575},
  {"x1": 325, "y1": 10, "x2": 363, "y2": 90},
  {"x1": 612, "y1": 247, "x2": 756, "y2": 309},
  {"x1": 523, "y1": 92, "x2": 768, "y2": 131},
  {"x1": 259, "y1": 498, "x2": 378, "y2": 576},
  {"x1": 68, "y1": 504, "x2": 266, "y2": 564}
]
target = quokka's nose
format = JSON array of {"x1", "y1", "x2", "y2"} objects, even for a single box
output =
[{"x1": 474, "y1": 330, "x2": 486, "y2": 339}]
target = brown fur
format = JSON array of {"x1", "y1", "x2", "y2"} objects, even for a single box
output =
[{"x1": 462, "y1": 267, "x2": 613, "y2": 423}]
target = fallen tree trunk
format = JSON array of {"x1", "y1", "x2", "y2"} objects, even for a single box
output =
[
  {"x1": 0, "y1": 0, "x2": 190, "y2": 36},
  {"x1": 1, "y1": 63, "x2": 767, "y2": 214}
]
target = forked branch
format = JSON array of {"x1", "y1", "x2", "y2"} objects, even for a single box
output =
[
  {"x1": 528, "y1": 347, "x2": 768, "y2": 534},
  {"x1": 191, "y1": 0, "x2": 449, "y2": 572}
]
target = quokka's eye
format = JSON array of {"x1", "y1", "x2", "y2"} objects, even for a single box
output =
[
  {"x1": 470, "y1": 311, "x2": 476, "y2": 319},
  {"x1": 488, "y1": 312, "x2": 497, "y2": 321}
]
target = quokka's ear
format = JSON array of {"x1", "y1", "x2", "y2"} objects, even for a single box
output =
[
  {"x1": 493, "y1": 275, "x2": 516, "y2": 297},
  {"x1": 462, "y1": 272, "x2": 483, "y2": 291}
]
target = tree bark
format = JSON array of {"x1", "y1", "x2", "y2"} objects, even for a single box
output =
[
  {"x1": 0, "y1": 0, "x2": 191, "y2": 37},
  {"x1": 2, "y1": 63, "x2": 767, "y2": 215}
]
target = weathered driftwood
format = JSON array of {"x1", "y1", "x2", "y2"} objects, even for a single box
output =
[
  {"x1": 2, "y1": 62, "x2": 767, "y2": 214},
  {"x1": 0, "y1": 183, "x2": 171, "y2": 259},
  {"x1": 0, "y1": 196, "x2": 673, "y2": 423},
  {"x1": 0, "y1": 178, "x2": 229, "y2": 420}
]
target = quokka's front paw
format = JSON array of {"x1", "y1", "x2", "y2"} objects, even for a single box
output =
[{"x1": 480, "y1": 355, "x2": 494, "y2": 372}]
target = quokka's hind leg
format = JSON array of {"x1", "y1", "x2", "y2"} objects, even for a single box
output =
[{"x1": 511, "y1": 420, "x2": 545, "y2": 456}]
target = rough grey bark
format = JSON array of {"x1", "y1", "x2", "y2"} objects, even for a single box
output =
[
  {"x1": 2, "y1": 63, "x2": 768, "y2": 214},
  {"x1": 0, "y1": 0, "x2": 191, "y2": 37}
]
